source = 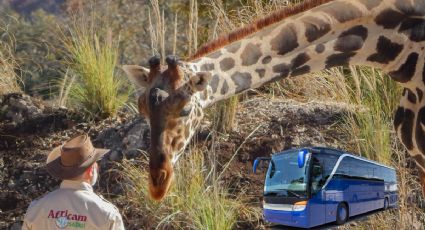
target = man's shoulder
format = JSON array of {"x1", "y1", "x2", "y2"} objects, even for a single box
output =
[
  {"x1": 26, "y1": 189, "x2": 60, "y2": 210},
  {"x1": 24, "y1": 189, "x2": 61, "y2": 220},
  {"x1": 89, "y1": 193, "x2": 121, "y2": 216},
  {"x1": 93, "y1": 195, "x2": 124, "y2": 229}
]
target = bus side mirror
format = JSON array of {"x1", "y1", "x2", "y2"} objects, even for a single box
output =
[
  {"x1": 253, "y1": 158, "x2": 261, "y2": 174},
  {"x1": 298, "y1": 149, "x2": 309, "y2": 168},
  {"x1": 253, "y1": 157, "x2": 271, "y2": 173}
]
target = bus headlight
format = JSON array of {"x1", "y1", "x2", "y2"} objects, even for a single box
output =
[{"x1": 292, "y1": 201, "x2": 307, "y2": 211}]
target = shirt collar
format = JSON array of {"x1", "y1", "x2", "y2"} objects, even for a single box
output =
[{"x1": 60, "y1": 180, "x2": 93, "y2": 192}]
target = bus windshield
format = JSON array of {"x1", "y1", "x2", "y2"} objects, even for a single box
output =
[{"x1": 264, "y1": 151, "x2": 309, "y2": 197}]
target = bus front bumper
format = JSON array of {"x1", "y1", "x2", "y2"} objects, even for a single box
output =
[{"x1": 263, "y1": 208, "x2": 309, "y2": 228}]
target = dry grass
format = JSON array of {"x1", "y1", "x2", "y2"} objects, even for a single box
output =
[
  {"x1": 56, "y1": 68, "x2": 76, "y2": 107},
  {"x1": 148, "y1": 0, "x2": 166, "y2": 59},
  {"x1": 212, "y1": 96, "x2": 239, "y2": 133},
  {"x1": 0, "y1": 25, "x2": 21, "y2": 95},
  {"x1": 310, "y1": 66, "x2": 401, "y2": 163},
  {"x1": 119, "y1": 145, "x2": 259, "y2": 229},
  {"x1": 341, "y1": 67, "x2": 400, "y2": 164}
]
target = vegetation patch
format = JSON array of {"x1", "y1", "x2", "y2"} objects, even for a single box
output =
[
  {"x1": 0, "y1": 26, "x2": 21, "y2": 95},
  {"x1": 61, "y1": 17, "x2": 129, "y2": 119},
  {"x1": 119, "y1": 147, "x2": 259, "y2": 229}
]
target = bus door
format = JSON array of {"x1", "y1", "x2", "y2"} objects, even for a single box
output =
[{"x1": 308, "y1": 156, "x2": 326, "y2": 226}]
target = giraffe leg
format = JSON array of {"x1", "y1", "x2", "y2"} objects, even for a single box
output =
[
  {"x1": 413, "y1": 105, "x2": 425, "y2": 198},
  {"x1": 393, "y1": 92, "x2": 425, "y2": 198}
]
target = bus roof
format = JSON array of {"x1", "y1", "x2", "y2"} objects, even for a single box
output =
[{"x1": 273, "y1": 146, "x2": 395, "y2": 170}]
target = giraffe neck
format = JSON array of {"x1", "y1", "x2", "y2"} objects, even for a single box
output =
[{"x1": 188, "y1": 0, "x2": 424, "y2": 108}]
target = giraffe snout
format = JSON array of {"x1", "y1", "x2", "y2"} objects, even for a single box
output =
[
  {"x1": 157, "y1": 170, "x2": 167, "y2": 185},
  {"x1": 150, "y1": 168, "x2": 169, "y2": 186},
  {"x1": 149, "y1": 165, "x2": 174, "y2": 201}
]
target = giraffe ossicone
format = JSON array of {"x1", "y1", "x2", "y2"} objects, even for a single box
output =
[{"x1": 124, "y1": 0, "x2": 425, "y2": 201}]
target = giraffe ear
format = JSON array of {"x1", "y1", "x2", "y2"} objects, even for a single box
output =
[
  {"x1": 122, "y1": 65, "x2": 150, "y2": 88},
  {"x1": 189, "y1": 72, "x2": 212, "y2": 92}
]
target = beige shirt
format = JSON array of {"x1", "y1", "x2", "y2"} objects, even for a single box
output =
[{"x1": 22, "y1": 180, "x2": 125, "y2": 230}]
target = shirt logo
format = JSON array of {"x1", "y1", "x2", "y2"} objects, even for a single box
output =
[
  {"x1": 48, "y1": 210, "x2": 87, "y2": 229},
  {"x1": 55, "y1": 217, "x2": 68, "y2": 229}
]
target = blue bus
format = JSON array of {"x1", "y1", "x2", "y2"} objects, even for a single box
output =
[{"x1": 253, "y1": 147, "x2": 398, "y2": 228}]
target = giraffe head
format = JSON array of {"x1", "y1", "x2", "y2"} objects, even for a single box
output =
[{"x1": 123, "y1": 55, "x2": 211, "y2": 200}]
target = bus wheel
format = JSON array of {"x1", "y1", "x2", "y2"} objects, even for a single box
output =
[
  {"x1": 336, "y1": 203, "x2": 348, "y2": 225},
  {"x1": 384, "y1": 198, "x2": 389, "y2": 210}
]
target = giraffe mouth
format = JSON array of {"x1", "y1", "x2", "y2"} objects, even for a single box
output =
[{"x1": 149, "y1": 168, "x2": 174, "y2": 201}]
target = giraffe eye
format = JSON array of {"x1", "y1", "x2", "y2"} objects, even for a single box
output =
[{"x1": 180, "y1": 106, "x2": 192, "y2": 117}]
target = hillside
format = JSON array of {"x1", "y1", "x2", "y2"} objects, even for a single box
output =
[{"x1": 7, "y1": 0, "x2": 65, "y2": 15}]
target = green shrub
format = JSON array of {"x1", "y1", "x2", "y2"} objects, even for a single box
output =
[{"x1": 62, "y1": 19, "x2": 129, "y2": 119}]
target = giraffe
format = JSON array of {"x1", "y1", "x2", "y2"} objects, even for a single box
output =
[{"x1": 123, "y1": 0, "x2": 425, "y2": 201}]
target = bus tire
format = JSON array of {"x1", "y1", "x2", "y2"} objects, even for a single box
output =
[
  {"x1": 383, "y1": 197, "x2": 389, "y2": 210},
  {"x1": 336, "y1": 202, "x2": 348, "y2": 225}
]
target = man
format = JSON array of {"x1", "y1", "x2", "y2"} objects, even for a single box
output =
[{"x1": 23, "y1": 134, "x2": 125, "y2": 230}]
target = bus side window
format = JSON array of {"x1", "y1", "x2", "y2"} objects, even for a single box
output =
[
  {"x1": 373, "y1": 167, "x2": 379, "y2": 180},
  {"x1": 310, "y1": 153, "x2": 338, "y2": 192},
  {"x1": 323, "y1": 154, "x2": 338, "y2": 178},
  {"x1": 311, "y1": 157, "x2": 325, "y2": 194},
  {"x1": 336, "y1": 157, "x2": 350, "y2": 178}
]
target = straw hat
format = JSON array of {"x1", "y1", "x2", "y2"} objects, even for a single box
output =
[{"x1": 46, "y1": 134, "x2": 109, "y2": 179}]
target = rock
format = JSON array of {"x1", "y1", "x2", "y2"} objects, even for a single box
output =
[
  {"x1": 108, "y1": 150, "x2": 123, "y2": 162},
  {"x1": 15, "y1": 99, "x2": 27, "y2": 110},
  {"x1": 1, "y1": 104, "x2": 8, "y2": 113},
  {"x1": 27, "y1": 106, "x2": 39, "y2": 115},
  {"x1": 28, "y1": 185, "x2": 37, "y2": 194},
  {"x1": 0, "y1": 93, "x2": 82, "y2": 138},
  {"x1": 95, "y1": 129, "x2": 122, "y2": 149},
  {"x1": 19, "y1": 171, "x2": 33, "y2": 182},
  {"x1": 95, "y1": 117, "x2": 150, "y2": 162},
  {"x1": 125, "y1": 149, "x2": 144, "y2": 159},
  {"x1": 123, "y1": 121, "x2": 150, "y2": 150},
  {"x1": 8, "y1": 180, "x2": 15, "y2": 189},
  {"x1": 0, "y1": 93, "x2": 44, "y2": 125}
]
